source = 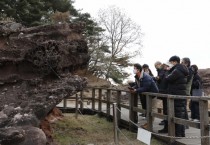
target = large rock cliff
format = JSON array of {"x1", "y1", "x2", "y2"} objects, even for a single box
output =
[
  {"x1": 0, "y1": 21, "x2": 89, "y2": 145},
  {"x1": 199, "y1": 68, "x2": 210, "y2": 95}
]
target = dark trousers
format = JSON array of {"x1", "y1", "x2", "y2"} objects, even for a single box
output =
[
  {"x1": 162, "y1": 98, "x2": 167, "y2": 115},
  {"x1": 162, "y1": 97, "x2": 168, "y2": 130},
  {"x1": 190, "y1": 100, "x2": 200, "y2": 120},
  {"x1": 174, "y1": 99, "x2": 186, "y2": 137}
]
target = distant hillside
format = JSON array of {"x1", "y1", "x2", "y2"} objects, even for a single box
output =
[
  {"x1": 73, "y1": 69, "x2": 111, "y2": 88},
  {"x1": 73, "y1": 69, "x2": 130, "y2": 92}
]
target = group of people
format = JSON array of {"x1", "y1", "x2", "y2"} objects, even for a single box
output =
[{"x1": 128, "y1": 55, "x2": 203, "y2": 137}]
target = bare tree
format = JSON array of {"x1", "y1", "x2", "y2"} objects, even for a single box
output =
[{"x1": 97, "y1": 6, "x2": 142, "y2": 82}]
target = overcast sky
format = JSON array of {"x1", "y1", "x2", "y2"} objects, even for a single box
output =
[{"x1": 74, "y1": 0, "x2": 210, "y2": 75}]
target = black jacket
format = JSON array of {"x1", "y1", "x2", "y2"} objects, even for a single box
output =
[
  {"x1": 156, "y1": 68, "x2": 169, "y2": 93},
  {"x1": 190, "y1": 72, "x2": 203, "y2": 94},
  {"x1": 166, "y1": 64, "x2": 189, "y2": 95}
]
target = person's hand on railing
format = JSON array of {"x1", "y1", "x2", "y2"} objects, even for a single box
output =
[
  {"x1": 155, "y1": 76, "x2": 159, "y2": 80},
  {"x1": 128, "y1": 87, "x2": 136, "y2": 93}
]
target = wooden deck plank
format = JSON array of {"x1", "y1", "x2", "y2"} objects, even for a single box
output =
[{"x1": 137, "y1": 116, "x2": 203, "y2": 145}]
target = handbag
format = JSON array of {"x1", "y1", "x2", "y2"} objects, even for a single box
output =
[
  {"x1": 192, "y1": 89, "x2": 204, "y2": 96},
  {"x1": 192, "y1": 84, "x2": 204, "y2": 101}
]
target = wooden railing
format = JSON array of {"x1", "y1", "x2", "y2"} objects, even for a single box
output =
[{"x1": 60, "y1": 87, "x2": 210, "y2": 145}]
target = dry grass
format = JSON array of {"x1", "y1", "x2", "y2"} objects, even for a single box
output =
[{"x1": 51, "y1": 114, "x2": 165, "y2": 145}]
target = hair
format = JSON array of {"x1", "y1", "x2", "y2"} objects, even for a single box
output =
[
  {"x1": 169, "y1": 55, "x2": 180, "y2": 63},
  {"x1": 191, "y1": 64, "x2": 198, "y2": 73},
  {"x1": 134, "y1": 63, "x2": 142, "y2": 71},
  {"x1": 142, "y1": 64, "x2": 149, "y2": 69},
  {"x1": 142, "y1": 64, "x2": 154, "y2": 76},
  {"x1": 182, "y1": 57, "x2": 191, "y2": 67},
  {"x1": 154, "y1": 61, "x2": 162, "y2": 67},
  {"x1": 148, "y1": 69, "x2": 154, "y2": 76}
]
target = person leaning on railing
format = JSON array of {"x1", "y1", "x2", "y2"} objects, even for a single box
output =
[
  {"x1": 128, "y1": 63, "x2": 159, "y2": 129},
  {"x1": 154, "y1": 61, "x2": 171, "y2": 133}
]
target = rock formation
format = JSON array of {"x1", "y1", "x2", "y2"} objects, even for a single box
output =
[
  {"x1": 0, "y1": 21, "x2": 89, "y2": 145},
  {"x1": 199, "y1": 68, "x2": 210, "y2": 95}
]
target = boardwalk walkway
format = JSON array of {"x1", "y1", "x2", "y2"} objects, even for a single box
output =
[
  {"x1": 138, "y1": 115, "x2": 202, "y2": 145},
  {"x1": 57, "y1": 100, "x2": 205, "y2": 145},
  {"x1": 116, "y1": 107, "x2": 202, "y2": 145}
]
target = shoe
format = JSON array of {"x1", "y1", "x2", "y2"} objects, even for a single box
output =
[
  {"x1": 158, "y1": 128, "x2": 168, "y2": 133},
  {"x1": 139, "y1": 113, "x2": 146, "y2": 117},
  {"x1": 159, "y1": 120, "x2": 165, "y2": 125},
  {"x1": 185, "y1": 125, "x2": 189, "y2": 129},
  {"x1": 141, "y1": 123, "x2": 148, "y2": 129}
]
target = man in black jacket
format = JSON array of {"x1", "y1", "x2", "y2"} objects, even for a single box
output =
[
  {"x1": 154, "y1": 61, "x2": 168, "y2": 126},
  {"x1": 156, "y1": 62, "x2": 171, "y2": 133},
  {"x1": 166, "y1": 55, "x2": 189, "y2": 137}
]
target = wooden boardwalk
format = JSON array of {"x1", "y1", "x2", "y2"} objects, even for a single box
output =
[
  {"x1": 122, "y1": 108, "x2": 203, "y2": 145},
  {"x1": 58, "y1": 100, "x2": 204, "y2": 145},
  {"x1": 58, "y1": 88, "x2": 210, "y2": 145},
  {"x1": 138, "y1": 116, "x2": 202, "y2": 145}
]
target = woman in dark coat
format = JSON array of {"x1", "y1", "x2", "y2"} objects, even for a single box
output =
[{"x1": 190, "y1": 64, "x2": 203, "y2": 121}]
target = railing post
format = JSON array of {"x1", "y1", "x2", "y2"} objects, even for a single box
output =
[
  {"x1": 168, "y1": 96, "x2": 175, "y2": 143},
  {"x1": 98, "y1": 88, "x2": 102, "y2": 112},
  {"x1": 113, "y1": 103, "x2": 119, "y2": 145},
  {"x1": 80, "y1": 91, "x2": 83, "y2": 112},
  {"x1": 129, "y1": 93, "x2": 138, "y2": 131},
  {"x1": 199, "y1": 99, "x2": 209, "y2": 145},
  {"x1": 75, "y1": 94, "x2": 78, "y2": 119},
  {"x1": 92, "y1": 88, "x2": 95, "y2": 110},
  {"x1": 63, "y1": 98, "x2": 67, "y2": 110},
  {"x1": 146, "y1": 94, "x2": 153, "y2": 131},
  {"x1": 106, "y1": 90, "x2": 111, "y2": 117},
  {"x1": 117, "y1": 91, "x2": 121, "y2": 124}
]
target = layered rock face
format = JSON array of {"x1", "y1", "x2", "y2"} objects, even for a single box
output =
[
  {"x1": 0, "y1": 21, "x2": 89, "y2": 145},
  {"x1": 199, "y1": 68, "x2": 210, "y2": 95}
]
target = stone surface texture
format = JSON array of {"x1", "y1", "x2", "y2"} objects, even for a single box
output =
[{"x1": 0, "y1": 21, "x2": 89, "y2": 145}]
